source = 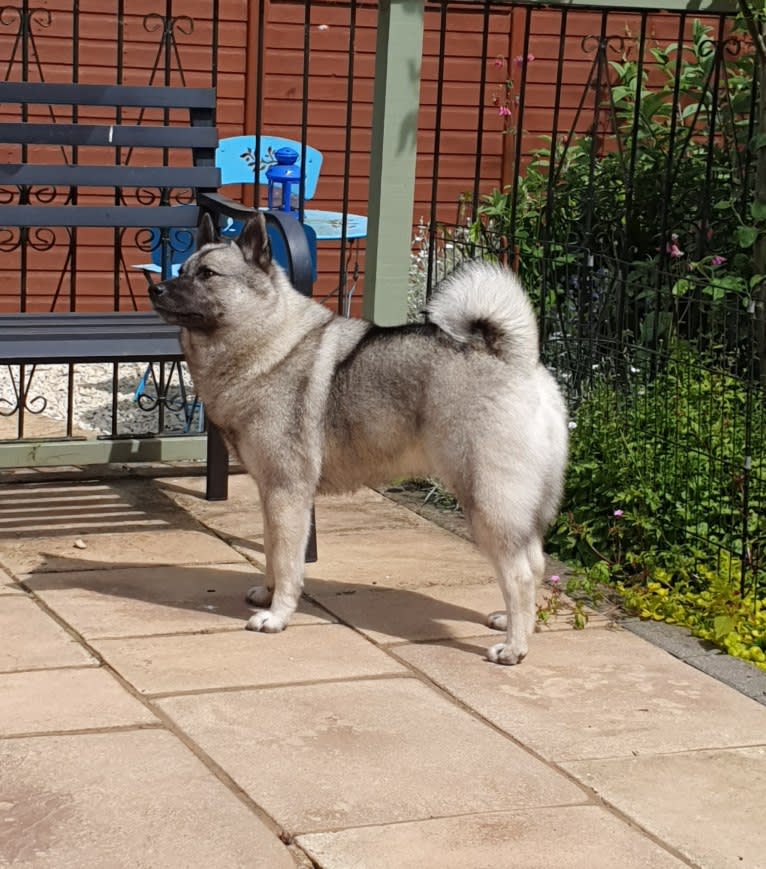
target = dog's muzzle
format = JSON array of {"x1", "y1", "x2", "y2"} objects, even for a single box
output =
[{"x1": 148, "y1": 282, "x2": 167, "y2": 302}]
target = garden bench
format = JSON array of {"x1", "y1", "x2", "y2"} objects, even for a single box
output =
[{"x1": 0, "y1": 81, "x2": 316, "y2": 516}]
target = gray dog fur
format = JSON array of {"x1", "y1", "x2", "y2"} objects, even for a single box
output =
[{"x1": 149, "y1": 214, "x2": 568, "y2": 664}]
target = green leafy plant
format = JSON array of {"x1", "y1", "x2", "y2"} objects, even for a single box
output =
[
  {"x1": 548, "y1": 344, "x2": 766, "y2": 668},
  {"x1": 469, "y1": 20, "x2": 759, "y2": 350},
  {"x1": 619, "y1": 566, "x2": 765, "y2": 670}
]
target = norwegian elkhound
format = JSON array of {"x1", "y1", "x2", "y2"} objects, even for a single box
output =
[{"x1": 149, "y1": 213, "x2": 568, "y2": 664}]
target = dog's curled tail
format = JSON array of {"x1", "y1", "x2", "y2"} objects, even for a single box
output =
[{"x1": 426, "y1": 261, "x2": 539, "y2": 367}]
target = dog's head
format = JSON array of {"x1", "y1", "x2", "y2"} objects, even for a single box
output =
[{"x1": 148, "y1": 213, "x2": 276, "y2": 332}]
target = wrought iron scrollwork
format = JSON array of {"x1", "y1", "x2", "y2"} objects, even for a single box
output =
[
  {"x1": 0, "y1": 226, "x2": 57, "y2": 253},
  {"x1": 134, "y1": 362, "x2": 201, "y2": 432},
  {"x1": 131, "y1": 187, "x2": 195, "y2": 207},
  {"x1": 142, "y1": 13, "x2": 194, "y2": 86},
  {"x1": 0, "y1": 5, "x2": 52, "y2": 81},
  {"x1": 697, "y1": 34, "x2": 744, "y2": 61},
  {"x1": 128, "y1": 225, "x2": 195, "y2": 261},
  {"x1": 0, "y1": 365, "x2": 47, "y2": 417}
]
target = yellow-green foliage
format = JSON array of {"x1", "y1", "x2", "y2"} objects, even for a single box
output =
[{"x1": 619, "y1": 564, "x2": 765, "y2": 671}]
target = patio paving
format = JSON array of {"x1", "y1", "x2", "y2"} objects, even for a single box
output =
[{"x1": 1, "y1": 472, "x2": 765, "y2": 868}]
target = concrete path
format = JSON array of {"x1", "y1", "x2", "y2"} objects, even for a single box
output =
[{"x1": 1, "y1": 474, "x2": 764, "y2": 868}]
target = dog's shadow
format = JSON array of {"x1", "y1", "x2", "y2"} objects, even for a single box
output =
[
  {"x1": 4, "y1": 479, "x2": 498, "y2": 654},
  {"x1": 20, "y1": 552, "x2": 499, "y2": 653}
]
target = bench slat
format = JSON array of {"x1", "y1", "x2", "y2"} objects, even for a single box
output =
[
  {"x1": 0, "y1": 313, "x2": 182, "y2": 364},
  {"x1": 0, "y1": 205, "x2": 202, "y2": 228},
  {"x1": 0, "y1": 164, "x2": 220, "y2": 189},
  {"x1": 0, "y1": 82, "x2": 217, "y2": 110},
  {"x1": 0, "y1": 123, "x2": 218, "y2": 149}
]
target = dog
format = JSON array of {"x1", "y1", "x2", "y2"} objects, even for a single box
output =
[{"x1": 149, "y1": 213, "x2": 568, "y2": 664}]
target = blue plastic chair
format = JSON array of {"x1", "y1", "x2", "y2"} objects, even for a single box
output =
[
  {"x1": 216, "y1": 136, "x2": 367, "y2": 243},
  {"x1": 216, "y1": 135, "x2": 323, "y2": 200}
]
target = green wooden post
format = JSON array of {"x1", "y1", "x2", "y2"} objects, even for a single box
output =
[{"x1": 364, "y1": 0, "x2": 425, "y2": 326}]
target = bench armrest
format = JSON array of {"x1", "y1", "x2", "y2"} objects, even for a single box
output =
[
  {"x1": 198, "y1": 191, "x2": 259, "y2": 221},
  {"x1": 199, "y1": 193, "x2": 315, "y2": 298}
]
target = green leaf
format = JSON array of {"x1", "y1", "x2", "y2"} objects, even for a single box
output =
[
  {"x1": 751, "y1": 201, "x2": 766, "y2": 222},
  {"x1": 736, "y1": 225, "x2": 758, "y2": 249},
  {"x1": 713, "y1": 615, "x2": 736, "y2": 641},
  {"x1": 611, "y1": 86, "x2": 633, "y2": 104}
]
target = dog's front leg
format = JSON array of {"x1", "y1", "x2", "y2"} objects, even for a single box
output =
[{"x1": 245, "y1": 489, "x2": 313, "y2": 633}]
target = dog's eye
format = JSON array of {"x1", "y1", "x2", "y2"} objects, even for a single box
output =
[{"x1": 199, "y1": 266, "x2": 217, "y2": 279}]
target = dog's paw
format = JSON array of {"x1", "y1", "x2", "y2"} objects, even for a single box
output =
[
  {"x1": 487, "y1": 641, "x2": 527, "y2": 666},
  {"x1": 246, "y1": 609, "x2": 287, "y2": 633},
  {"x1": 487, "y1": 611, "x2": 508, "y2": 631},
  {"x1": 245, "y1": 584, "x2": 273, "y2": 606}
]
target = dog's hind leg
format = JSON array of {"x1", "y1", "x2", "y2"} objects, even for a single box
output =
[
  {"x1": 467, "y1": 507, "x2": 540, "y2": 665},
  {"x1": 486, "y1": 536, "x2": 543, "y2": 640},
  {"x1": 487, "y1": 543, "x2": 538, "y2": 665},
  {"x1": 245, "y1": 489, "x2": 313, "y2": 633}
]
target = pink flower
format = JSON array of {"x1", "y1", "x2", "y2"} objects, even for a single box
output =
[
  {"x1": 613, "y1": 509, "x2": 624, "y2": 518},
  {"x1": 711, "y1": 255, "x2": 727, "y2": 266},
  {"x1": 497, "y1": 105, "x2": 511, "y2": 117},
  {"x1": 514, "y1": 53, "x2": 535, "y2": 67},
  {"x1": 493, "y1": 56, "x2": 505, "y2": 69},
  {"x1": 667, "y1": 234, "x2": 684, "y2": 259},
  {"x1": 550, "y1": 575, "x2": 561, "y2": 585}
]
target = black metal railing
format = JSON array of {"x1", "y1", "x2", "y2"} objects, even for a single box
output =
[{"x1": 415, "y1": 2, "x2": 763, "y2": 600}]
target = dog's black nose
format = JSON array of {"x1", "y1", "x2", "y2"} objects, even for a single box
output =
[{"x1": 148, "y1": 282, "x2": 165, "y2": 299}]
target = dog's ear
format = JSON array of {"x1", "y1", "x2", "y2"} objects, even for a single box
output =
[
  {"x1": 236, "y1": 213, "x2": 271, "y2": 273},
  {"x1": 196, "y1": 213, "x2": 219, "y2": 249}
]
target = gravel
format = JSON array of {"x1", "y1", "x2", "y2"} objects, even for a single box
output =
[{"x1": 0, "y1": 361, "x2": 201, "y2": 435}]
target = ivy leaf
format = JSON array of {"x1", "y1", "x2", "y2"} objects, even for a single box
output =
[{"x1": 751, "y1": 201, "x2": 766, "y2": 222}]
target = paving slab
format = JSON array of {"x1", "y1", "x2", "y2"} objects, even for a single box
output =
[
  {"x1": 0, "y1": 596, "x2": 96, "y2": 672},
  {"x1": 0, "y1": 566, "x2": 24, "y2": 595},
  {"x1": 310, "y1": 580, "x2": 610, "y2": 645},
  {"x1": 92, "y1": 624, "x2": 405, "y2": 694},
  {"x1": 0, "y1": 526, "x2": 246, "y2": 575},
  {"x1": 24, "y1": 563, "x2": 330, "y2": 639},
  {"x1": 0, "y1": 479, "x2": 185, "y2": 536},
  {"x1": 0, "y1": 667, "x2": 157, "y2": 735},
  {"x1": 296, "y1": 804, "x2": 687, "y2": 869},
  {"x1": 624, "y1": 618, "x2": 766, "y2": 706},
  {"x1": 394, "y1": 630, "x2": 766, "y2": 761},
  {"x1": 0, "y1": 729, "x2": 296, "y2": 868},
  {"x1": 564, "y1": 746, "x2": 766, "y2": 869},
  {"x1": 158, "y1": 677, "x2": 586, "y2": 833}
]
